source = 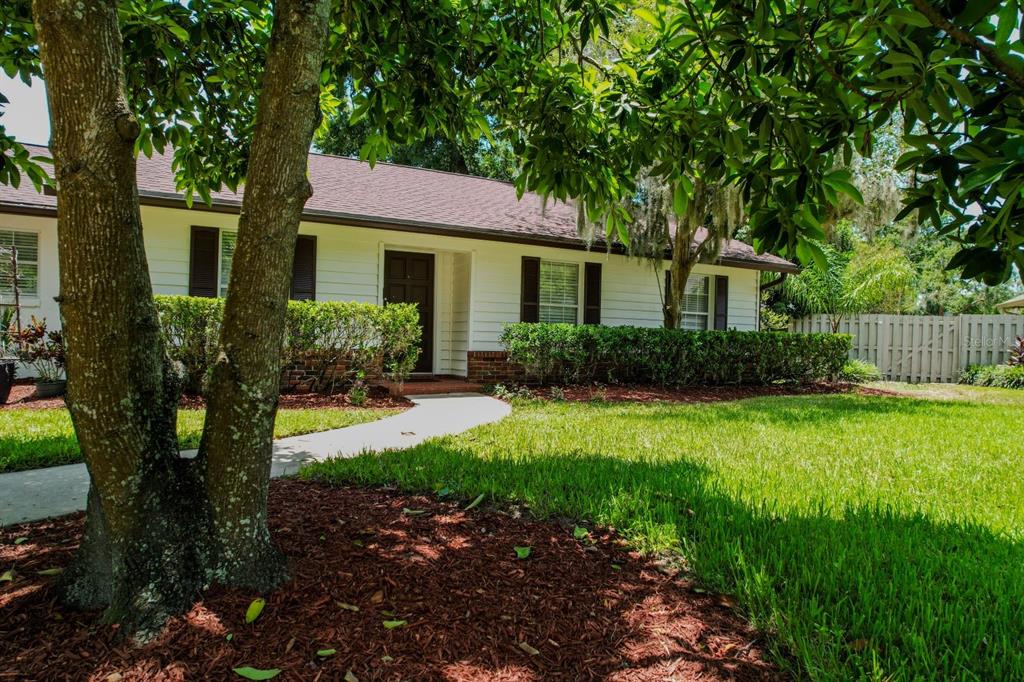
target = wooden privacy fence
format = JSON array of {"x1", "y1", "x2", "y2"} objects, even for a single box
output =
[{"x1": 791, "y1": 314, "x2": 1024, "y2": 383}]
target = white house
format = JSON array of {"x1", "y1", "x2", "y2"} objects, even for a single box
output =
[{"x1": 0, "y1": 144, "x2": 796, "y2": 381}]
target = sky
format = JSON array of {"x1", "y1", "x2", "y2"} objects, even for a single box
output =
[{"x1": 1, "y1": 75, "x2": 50, "y2": 146}]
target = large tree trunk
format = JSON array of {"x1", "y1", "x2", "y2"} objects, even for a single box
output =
[
  {"x1": 199, "y1": 0, "x2": 332, "y2": 589},
  {"x1": 34, "y1": 0, "x2": 206, "y2": 636}
]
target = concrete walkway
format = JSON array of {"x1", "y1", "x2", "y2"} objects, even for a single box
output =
[{"x1": 0, "y1": 393, "x2": 510, "y2": 527}]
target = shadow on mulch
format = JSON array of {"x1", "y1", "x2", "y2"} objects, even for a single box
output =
[
  {"x1": 525, "y1": 382, "x2": 863, "y2": 404},
  {"x1": 0, "y1": 480, "x2": 786, "y2": 681},
  {"x1": 2, "y1": 382, "x2": 410, "y2": 411}
]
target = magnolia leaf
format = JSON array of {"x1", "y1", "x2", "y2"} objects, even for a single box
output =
[
  {"x1": 464, "y1": 493, "x2": 485, "y2": 511},
  {"x1": 245, "y1": 597, "x2": 266, "y2": 624},
  {"x1": 36, "y1": 568, "x2": 63, "y2": 576},
  {"x1": 232, "y1": 667, "x2": 281, "y2": 680},
  {"x1": 514, "y1": 546, "x2": 532, "y2": 560},
  {"x1": 519, "y1": 641, "x2": 540, "y2": 656},
  {"x1": 382, "y1": 619, "x2": 407, "y2": 629},
  {"x1": 316, "y1": 649, "x2": 337, "y2": 657}
]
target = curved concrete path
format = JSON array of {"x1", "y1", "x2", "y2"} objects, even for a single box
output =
[{"x1": 0, "y1": 393, "x2": 510, "y2": 527}]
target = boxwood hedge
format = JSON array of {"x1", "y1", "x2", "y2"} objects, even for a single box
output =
[{"x1": 500, "y1": 323, "x2": 850, "y2": 386}]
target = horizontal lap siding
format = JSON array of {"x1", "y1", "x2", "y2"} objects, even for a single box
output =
[{"x1": 4, "y1": 208, "x2": 766, "y2": 369}]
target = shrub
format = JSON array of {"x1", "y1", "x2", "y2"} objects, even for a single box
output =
[
  {"x1": 13, "y1": 316, "x2": 65, "y2": 382},
  {"x1": 839, "y1": 359, "x2": 882, "y2": 383},
  {"x1": 155, "y1": 296, "x2": 420, "y2": 395},
  {"x1": 1009, "y1": 336, "x2": 1023, "y2": 367},
  {"x1": 500, "y1": 323, "x2": 850, "y2": 386},
  {"x1": 959, "y1": 364, "x2": 1024, "y2": 389}
]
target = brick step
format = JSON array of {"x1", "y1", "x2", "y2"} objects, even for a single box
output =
[{"x1": 376, "y1": 376, "x2": 484, "y2": 397}]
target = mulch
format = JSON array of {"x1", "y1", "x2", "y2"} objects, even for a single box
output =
[
  {"x1": 1, "y1": 382, "x2": 409, "y2": 411},
  {"x1": 524, "y1": 382, "x2": 861, "y2": 404},
  {"x1": 0, "y1": 480, "x2": 786, "y2": 681}
]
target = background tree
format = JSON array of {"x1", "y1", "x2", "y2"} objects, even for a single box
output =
[
  {"x1": 316, "y1": 92, "x2": 518, "y2": 180},
  {"x1": 782, "y1": 238, "x2": 915, "y2": 332}
]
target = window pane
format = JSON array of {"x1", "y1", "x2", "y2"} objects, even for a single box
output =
[
  {"x1": 0, "y1": 230, "x2": 39, "y2": 297},
  {"x1": 681, "y1": 275, "x2": 709, "y2": 314},
  {"x1": 680, "y1": 313, "x2": 707, "y2": 331},
  {"x1": 538, "y1": 261, "x2": 578, "y2": 323},
  {"x1": 220, "y1": 231, "x2": 237, "y2": 297}
]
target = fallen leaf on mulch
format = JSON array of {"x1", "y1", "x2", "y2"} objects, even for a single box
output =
[
  {"x1": 518, "y1": 641, "x2": 540, "y2": 656},
  {"x1": 0, "y1": 480, "x2": 785, "y2": 681},
  {"x1": 245, "y1": 598, "x2": 266, "y2": 623},
  {"x1": 233, "y1": 666, "x2": 281, "y2": 680}
]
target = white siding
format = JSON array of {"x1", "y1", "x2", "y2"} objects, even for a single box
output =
[{"x1": 2, "y1": 206, "x2": 765, "y2": 376}]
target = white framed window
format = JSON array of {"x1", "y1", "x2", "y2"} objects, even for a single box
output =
[
  {"x1": 539, "y1": 260, "x2": 579, "y2": 323},
  {"x1": 680, "y1": 274, "x2": 710, "y2": 330},
  {"x1": 0, "y1": 230, "x2": 39, "y2": 300},
  {"x1": 219, "y1": 230, "x2": 237, "y2": 297}
]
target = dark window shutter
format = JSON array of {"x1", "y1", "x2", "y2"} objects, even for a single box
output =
[
  {"x1": 714, "y1": 275, "x2": 729, "y2": 330},
  {"x1": 521, "y1": 256, "x2": 540, "y2": 322},
  {"x1": 188, "y1": 226, "x2": 219, "y2": 297},
  {"x1": 583, "y1": 262, "x2": 602, "y2": 324},
  {"x1": 291, "y1": 235, "x2": 317, "y2": 300}
]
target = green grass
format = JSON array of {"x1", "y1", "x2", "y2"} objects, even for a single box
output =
[
  {"x1": 304, "y1": 388, "x2": 1024, "y2": 680},
  {"x1": 0, "y1": 407, "x2": 396, "y2": 473}
]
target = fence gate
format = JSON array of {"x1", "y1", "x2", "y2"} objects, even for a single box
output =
[{"x1": 791, "y1": 314, "x2": 1024, "y2": 383}]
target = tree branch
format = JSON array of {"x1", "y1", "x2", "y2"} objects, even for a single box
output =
[{"x1": 908, "y1": 0, "x2": 1024, "y2": 90}]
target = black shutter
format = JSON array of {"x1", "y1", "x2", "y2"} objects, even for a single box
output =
[
  {"x1": 521, "y1": 256, "x2": 540, "y2": 322},
  {"x1": 714, "y1": 275, "x2": 729, "y2": 330},
  {"x1": 189, "y1": 226, "x2": 219, "y2": 297},
  {"x1": 583, "y1": 262, "x2": 602, "y2": 324},
  {"x1": 291, "y1": 235, "x2": 317, "y2": 300}
]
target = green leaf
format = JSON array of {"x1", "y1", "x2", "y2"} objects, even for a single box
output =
[
  {"x1": 233, "y1": 667, "x2": 281, "y2": 680},
  {"x1": 573, "y1": 526, "x2": 588, "y2": 540},
  {"x1": 0, "y1": 569, "x2": 14, "y2": 582},
  {"x1": 514, "y1": 546, "x2": 532, "y2": 559},
  {"x1": 672, "y1": 183, "x2": 689, "y2": 217},
  {"x1": 464, "y1": 493, "x2": 485, "y2": 510},
  {"x1": 336, "y1": 602, "x2": 360, "y2": 612},
  {"x1": 245, "y1": 597, "x2": 266, "y2": 624},
  {"x1": 401, "y1": 507, "x2": 426, "y2": 516},
  {"x1": 36, "y1": 568, "x2": 63, "y2": 576},
  {"x1": 316, "y1": 649, "x2": 337, "y2": 657},
  {"x1": 13, "y1": 537, "x2": 27, "y2": 545},
  {"x1": 633, "y1": 7, "x2": 661, "y2": 28},
  {"x1": 382, "y1": 619, "x2": 407, "y2": 629}
]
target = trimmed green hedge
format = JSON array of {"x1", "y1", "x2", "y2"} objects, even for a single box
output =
[
  {"x1": 958, "y1": 364, "x2": 1024, "y2": 389},
  {"x1": 155, "y1": 296, "x2": 420, "y2": 394},
  {"x1": 500, "y1": 323, "x2": 850, "y2": 386}
]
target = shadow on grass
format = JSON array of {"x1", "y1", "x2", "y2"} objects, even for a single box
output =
[{"x1": 305, "y1": 439, "x2": 1024, "y2": 680}]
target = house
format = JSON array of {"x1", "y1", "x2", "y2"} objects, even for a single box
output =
[{"x1": 0, "y1": 144, "x2": 797, "y2": 382}]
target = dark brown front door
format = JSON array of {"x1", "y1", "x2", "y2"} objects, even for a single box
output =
[{"x1": 384, "y1": 250, "x2": 434, "y2": 373}]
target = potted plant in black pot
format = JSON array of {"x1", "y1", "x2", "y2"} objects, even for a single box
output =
[
  {"x1": 0, "y1": 307, "x2": 15, "y2": 404},
  {"x1": 15, "y1": 317, "x2": 66, "y2": 398}
]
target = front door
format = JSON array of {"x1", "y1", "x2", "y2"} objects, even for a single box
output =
[{"x1": 384, "y1": 250, "x2": 434, "y2": 374}]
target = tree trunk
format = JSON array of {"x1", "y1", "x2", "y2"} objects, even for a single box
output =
[
  {"x1": 199, "y1": 0, "x2": 332, "y2": 589},
  {"x1": 34, "y1": 0, "x2": 206, "y2": 637}
]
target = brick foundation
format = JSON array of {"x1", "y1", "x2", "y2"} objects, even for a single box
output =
[
  {"x1": 280, "y1": 354, "x2": 381, "y2": 394},
  {"x1": 466, "y1": 350, "x2": 528, "y2": 385}
]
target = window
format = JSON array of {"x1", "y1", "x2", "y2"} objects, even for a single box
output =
[
  {"x1": 538, "y1": 260, "x2": 579, "y2": 323},
  {"x1": 219, "y1": 230, "x2": 237, "y2": 297},
  {"x1": 680, "y1": 274, "x2": 710, "y2": 330},
  {"x1": 0, "y1": 230, "x2": 39, "y2": 299}
]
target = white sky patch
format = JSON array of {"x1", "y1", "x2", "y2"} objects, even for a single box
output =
[{"x1": 0, "y1": 75, "x2": 50, "y2": 145}]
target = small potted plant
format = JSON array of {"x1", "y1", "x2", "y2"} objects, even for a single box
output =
[
  {"x1": 0, "y1": 307, "x2": 15, "y2": 403},
  {"x1": 15, "y1": 317, "x2": 66, "y2": 398}
]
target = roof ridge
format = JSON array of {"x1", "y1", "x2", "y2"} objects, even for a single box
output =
[{"x1": 307, "y1": 148, "x2": 518, "y2": 187}]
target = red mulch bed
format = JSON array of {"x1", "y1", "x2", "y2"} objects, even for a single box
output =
[
  {"x1": 1, "y1": 382, "x2": 409, "y2": 411},
  {"x1": 0, "y1": 480, "x2": 785, "y2": 681},
  {"x1": 526, "y1": 382, "x2": 861, "y2": 404}
]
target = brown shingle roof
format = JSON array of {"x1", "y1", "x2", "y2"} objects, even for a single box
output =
[{"x1": 1, "y1": 143, "x2": 797, "y2": 272}]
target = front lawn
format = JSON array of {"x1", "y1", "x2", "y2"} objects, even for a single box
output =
[
  {"x1": 305, "y1": 388, "x2": 1024, "y2": 680},
  {"x1": 0, "y1": 407, "x2": 397, "y2": 473}
]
